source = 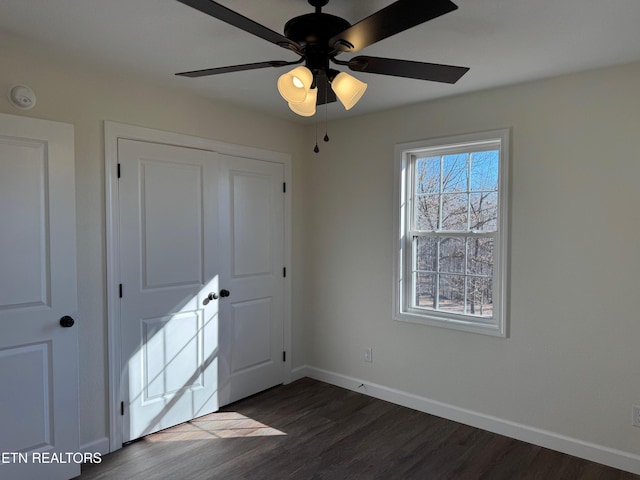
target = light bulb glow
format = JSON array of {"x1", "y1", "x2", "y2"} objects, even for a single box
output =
[{"x1": 277, "y1": 66, "x2": 313, "y2": 104}]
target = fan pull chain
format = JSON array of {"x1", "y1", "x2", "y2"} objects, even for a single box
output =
[
  {"x1": 323, "y1": 88, "x2": 330, "y2": 142},
  {"x1": 314, "y1": 113, "x2": 319, "y2": 153}
]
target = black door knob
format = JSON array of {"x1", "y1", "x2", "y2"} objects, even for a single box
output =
[
  {"x1": 220, "y1": 289, "x2": 230, "y2": 298},
  {"x1": 202, "y1": 292, "x2": 219, "y2": 306},
  {"x1": 60, "y1": 316, "x2": 75, "y2": 328}
]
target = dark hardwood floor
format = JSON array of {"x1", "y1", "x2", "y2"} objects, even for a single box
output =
[{"x1": 77, "y1": 378, "x2": 639, "y2": 479}]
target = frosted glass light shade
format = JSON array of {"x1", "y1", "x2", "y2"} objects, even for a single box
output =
[
  {"x1": 288, "y1": 88, "x2": 317, "y2": 117},
  {"x1": 277, "y1": 66, "x2": 313, "y2": 104},
  {"x1": 331, "y1": 72, "x2": 367, "y2": 110}
]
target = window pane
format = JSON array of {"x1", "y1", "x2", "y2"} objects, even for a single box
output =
[
  {"x1": 415, "y1": 273, "x2": 436, "y2": 308},
  {"x1": 415, "y1": 237, "x2": 437, "y2": 272},
  {"x1": 439, "y1": 275, "x2": 465, "y2": 314},
  {"x1": 466, "y1": 276, "x2": 493, "y2": 317},
  {"x1": 441, "y1": 193, "x2": 468, "y2": 231},
  {"x1": 470, "y1": 150, "x2": 499, "y2": 191},
  {"x1": 397, "y1": 130, "x2": 507, "y2": 334},
  {"x1": 439, "y1": 238, "x2": 465, "y2": 273},
  {"x1": 469, "y1": 192, "x2": 497, "y2": 231},
  {"x1": 414, "y1": 194, "x2": 439, "y2": 230},
  {"x1": 415, "y1": 156, "x2": 440, "y2": 194},
  {"x1": 442, "y1": 154, "x2": 468, "y2": 193},
  {"x1": 467, "y1": 238, "x2": 494, "y2": 276}
]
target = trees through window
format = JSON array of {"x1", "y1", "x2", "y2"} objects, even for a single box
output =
[{"x1": 394, "y1": 130, "x2": 509, "y2": 336}]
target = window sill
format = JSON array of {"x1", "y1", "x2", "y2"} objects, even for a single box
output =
[{"x1": 393, "y1": 309, "x2": 507, "y2": 337}]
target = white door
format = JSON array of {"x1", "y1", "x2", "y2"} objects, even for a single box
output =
[
  {"x1": 217, "y1": 155, "x2": 284, "y2": 405},
  {"x1": 117, "y1": 140, "x2": 285, "y2": 442},
  {"x1": 118, "y1": 140, "x2": 220, "y2": 441},
  {"x1": 0, "y1": 113, "x2": 79, "y2": 480}
]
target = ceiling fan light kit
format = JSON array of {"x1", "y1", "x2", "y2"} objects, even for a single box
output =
[
  {"x1": 288, "y1": 87, "x2": 317, "y2": 116},
  {"x1": 330, "y1": 71, "x2": 367, "y2": 110},
  {"x1": 175, "y1": 0, "x2": 469, "y2": 143},
  {"x1": 277, "y1": 66, "x2": 314, "y2": 103},
  {"x1": 278, "y1": 65, "x2": 367, "y2": 112}
]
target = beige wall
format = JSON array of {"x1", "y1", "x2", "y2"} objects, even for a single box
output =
[
  {"x1": 305, "y1": 62, "x2": 640, "y2": 457},
  {"x1": 0, "y1": 31, "x2": 310, "y2": 447},
  {"x1": 3, "y1": 25, "x2": 640, "y2": 462}
]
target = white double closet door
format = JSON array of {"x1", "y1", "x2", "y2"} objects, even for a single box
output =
[{"x1": 117, "y1": 139, "x2": 284, "y2": 442}]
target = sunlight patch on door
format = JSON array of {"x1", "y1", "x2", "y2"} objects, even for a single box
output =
[
  {"x1": 144, "y1": 412, "x2": 285, "y2": 442},
  {"x1": 141, "y1": 310, "x2": 204, "y2": 402}
]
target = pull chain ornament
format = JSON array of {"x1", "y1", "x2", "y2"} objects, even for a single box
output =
[
  {"x1": 314, "y1": 111, "x2": 320, "y2": 153},
  {"x1": 324, "y1": 92, "x2": 330, "y2": 142}
]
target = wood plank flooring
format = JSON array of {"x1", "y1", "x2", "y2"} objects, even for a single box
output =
[{"x1": 76, "y1": 378, "x2": 640, "y2": 479}]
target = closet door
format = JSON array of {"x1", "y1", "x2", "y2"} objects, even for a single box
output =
[
  {"x1": 117, "y1": 140, "x2": 284, "y2": 442},
  {"x1": 217, "y1": 154, "x2": 285, "y2": 405}
]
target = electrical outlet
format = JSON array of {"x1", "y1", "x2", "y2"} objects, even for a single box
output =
[
  {"x1": 633, "y1": 405, "x2": 640, "y2": 427},
  {"x1": 364, "y1": 347, "x2": 373, "y2": 363}
]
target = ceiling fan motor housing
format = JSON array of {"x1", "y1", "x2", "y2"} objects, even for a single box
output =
[
  {"x1": 284, "y1": 12, "x2": 350, "y2": 45},
  {"x1": 284, "y1": 13, "x2": 350, "y2": 73}
]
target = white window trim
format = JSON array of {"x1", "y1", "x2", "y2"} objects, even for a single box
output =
[{"x1": 393, "y1": 129, "x2": 510, "y2": 337}]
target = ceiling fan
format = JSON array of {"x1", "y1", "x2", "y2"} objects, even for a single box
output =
[{"x1": 176, "y1": 0, "x2": 469, "y2": 117}]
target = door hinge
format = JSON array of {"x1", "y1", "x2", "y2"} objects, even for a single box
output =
[
  {"x1": 283, "y1": 267, "x2": 286, "y2": 278},
  {"x1": 117, "y1": 163, "x2": 121, "y2": 178},
  {"x1": 120, "y1": 401, "x2": 124, "y2": 416},
  {"x1": 119, "y1": 284, "x2": 123, "y2": 298},
  {"x1": 282, "y1": 351, "x2": 286, "y2": 362},
  {"x1": 283, "y1": 182, "x2": 286, "y2": 193}
]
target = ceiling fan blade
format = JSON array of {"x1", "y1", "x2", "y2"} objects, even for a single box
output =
[
  {"x1": 176, "y1": 60, "x2": 295, "y2": 78},
  {"x1": 330, "y1": 0, "x2": 458, "y2": 53},
  {"x1": 315, "y1": 73, "x2": 337, "y2": 105},
  {"x1": 176, "y1": 0, "x2": 303, "y2": 55},
  {"x1": 346, "y1": 56, "x2": 469, "y2": 84}
]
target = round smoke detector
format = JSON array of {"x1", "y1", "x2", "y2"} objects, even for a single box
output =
[{"x1": 8, "y1": 85, "x2": 37, "y2": 110}]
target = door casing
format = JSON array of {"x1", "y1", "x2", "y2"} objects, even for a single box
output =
[{"x1": 104, "y1": 121, "x2": 292, "y2": 452}]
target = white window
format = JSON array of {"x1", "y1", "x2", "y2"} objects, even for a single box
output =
[{"x1": 393, "y1": 130, "x2": 509, "y2": 336}]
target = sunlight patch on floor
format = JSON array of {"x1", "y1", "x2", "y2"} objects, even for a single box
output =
[{"x1": 144, "y1": 412, "x2": 286, "y2": 442}]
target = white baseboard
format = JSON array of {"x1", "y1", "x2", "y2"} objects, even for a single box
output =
[
  {"x1": 296, "y1": 365, "x2": 640, "y2": 476},
  {"x1": 80, "y1": 437, "x2": 110, "y2": 456},
  {"x1": 290, "y1": 365, "x2": 309, "y2": 383}
]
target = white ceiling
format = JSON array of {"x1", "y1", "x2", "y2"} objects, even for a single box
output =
[{"x1": 2, "y1": 0, "x2": 640, "y2": 122}]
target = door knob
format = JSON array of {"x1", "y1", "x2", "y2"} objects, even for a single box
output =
[
  {"x1": 220, "y1": 289, "x2": 230, "y2": 298},
  {"x1": 202, "y1": 292, "x2": 218, "y2": 305},
  {"x1": 60, "y1": 316, "x2": 75, "y2": 328}
]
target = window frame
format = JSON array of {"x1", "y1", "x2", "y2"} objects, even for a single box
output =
[{"x1": 393, "y1": 129, "x2": 510, "y2": 337}]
